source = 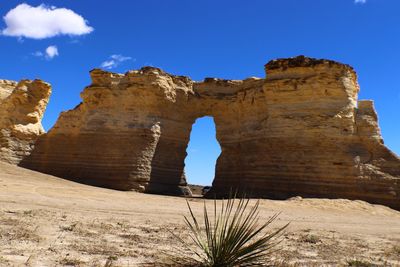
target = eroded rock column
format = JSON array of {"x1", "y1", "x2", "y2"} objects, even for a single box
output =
[{"x1": 0, "y1": 79, "x2": 51, "y2": 164}]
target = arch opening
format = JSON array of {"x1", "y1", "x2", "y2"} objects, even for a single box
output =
[{"x1": 184, "y1": 116, "x2": 221, "y2": 196}]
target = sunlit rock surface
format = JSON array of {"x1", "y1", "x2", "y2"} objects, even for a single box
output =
[
  {"x1": 19, "y1": 56, "x2": 400, "y2": 209},
  {"x1": 0, "y1": 79, "x2": 51, "y2": 164}
]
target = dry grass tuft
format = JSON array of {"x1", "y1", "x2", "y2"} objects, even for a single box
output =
[
  {"x1": 2, "y1": 225, "x2": 41, "y2": 242},
  {"x1": 59, "y1": 256, "x2": 85, "y2": 266},
  {"x1": 346, "y1": 259, "x2": 375, "y2": 267},
  {"x1": 299, "y1": 234, "x2": 321, "y2": 244},
  {"x1": 0, "y1": 256, "x2": 10, "y2": 264},
  {"x1": 393, "y1": 244, "x2": 400, "y2": 256},
  {"x1": 60, "y1": 222, "x2": 78, "y2": 232},
  {"x1": 0, "y1": 217, "x2": 20, "y2": 226},
  {"x1": 272, "y1": 260, "x2": 323, "y2": 267},
  {"x1": 22, "y1": 210, "x2": 34, "y2": 216},
  {"x1": 104, "y1": 255, "x2": 118, "y2": 267},
  {"x1": 68, "y1": 238, "x2": 122, "y2": 256},
  {"x1": 119, "y1": 233, "x2": 141, "y2": 242}
]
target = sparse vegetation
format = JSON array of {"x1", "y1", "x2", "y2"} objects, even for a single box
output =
[
  {"x1": 0, "y1": 182, "x2": 399, "y2": 265},
  {"x1": 59, "y1": 256, "x2": 84, "y2": 266},
  {"x1": 104, "y1": 255, "x2": 118, "y2": 267},
  {"x1": 68, "y1": 238, "x2": 122, "y2": 256},
  {"x1": 272, "y1": 260, "x2": 322, "y2": 267},
  {"x1": 23, "y1": 210, "x2": 33, "y2": 216},
  {"x1": 174, "y1": 195, "x2": 289, "y2": 267},
  {"x1": 3, "y1": 224, "x2": 41, "y2": 242},
  {"x1": 107, "y1": 255, "x2": 118, "y2": 261},
  {"x1": 300, "y1": 234, "x2": 320, "y2": 244},
  {"x1": 393, "y1": 244, "x2": 400, "y2": 256},
  {"x1": 346, "y1": 259, "x2": 375, "y2": 267},
  {"x1": 60, "y1": 222, "x2": 78, "y2": 232},
  {"x1": 0, "y1": 256, "x2": 9, "y2": 264}
]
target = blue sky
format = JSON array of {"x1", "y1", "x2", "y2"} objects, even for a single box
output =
[{"x1": 1, "y1": 0, "x2": 399, "y2": 185}]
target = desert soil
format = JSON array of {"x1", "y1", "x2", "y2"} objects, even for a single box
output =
[{"x1": 0, "y1": 162, "x2": 400, "y2": 267}]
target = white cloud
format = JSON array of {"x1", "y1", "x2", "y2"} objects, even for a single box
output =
[
  {"x1": 1, "y1": 4, "x2": 93, "y2": 39},
  {"x1": 32, "y1": 45, "x2": 59, "y2": 60},
  {"x1": 354, "y1": 0, "x2": 367, "y2": 4},
  {"x1": 45, "y1": 45, "x2": 58, "y2": 59},
  {"x1": 100, "y1": 54, "x2": 133, "y2": 69}
]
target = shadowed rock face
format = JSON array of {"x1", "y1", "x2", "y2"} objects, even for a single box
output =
[
  {"x1": 0, "y1": 79, "x2": 51, "y2": 164},
  {"x1": 19, "y1": 56, "x2": 400, "y2": 209}
]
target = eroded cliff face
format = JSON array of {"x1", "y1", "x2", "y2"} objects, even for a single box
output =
[
  {"x1": 209, "y1": 57, "x2": 400, "y2": 210},
  {"x1": 20, "y1": 56, "x2": 400, "y2": 209},
  {"x1": 21, "y1": 68, "x2": 197, "y2": 194},
  {"x1": 0, "y1": 79, "x2": 51, "y2": 164}
]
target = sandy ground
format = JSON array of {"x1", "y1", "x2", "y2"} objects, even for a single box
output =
[{"x1": 0, "y1": 162, "x2": 400, "y2": 266}]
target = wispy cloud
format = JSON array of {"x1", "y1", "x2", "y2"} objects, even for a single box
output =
[
  {"x1": 32, "y1": 51, "x2": 43, "y2": 57},
  {"x1": 1, "y1": 4, "x2": 93, "y2": 39},
  {"x1": 33, "y1": 45, "x2": 59, "y2": 60},
  {"x1": 101, "y1": 54, "x2": 133, "y2": 69},
  {"x1": 354, "y1": 0, "x2": 367, "y2": 4}
]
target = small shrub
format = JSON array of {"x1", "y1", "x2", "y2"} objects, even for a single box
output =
[{"x1": 174, "y1": 195, "x2": 289, "y2": 267}]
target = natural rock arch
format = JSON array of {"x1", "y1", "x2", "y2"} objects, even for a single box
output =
[{"x1": 17, "y1": 56, "x2": 400, "y2": 210}]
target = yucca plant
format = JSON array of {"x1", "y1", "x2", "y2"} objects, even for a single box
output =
[{"x1": 174, "y1": 194, "x2": 289, "y2": 267}]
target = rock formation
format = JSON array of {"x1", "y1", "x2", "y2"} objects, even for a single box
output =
[
  {"x1": 19, "y1": 56, "x2": 400, "y2": 209},
  {"x1": 0, "y1": 79, "x2": 51, "y2": 164}
]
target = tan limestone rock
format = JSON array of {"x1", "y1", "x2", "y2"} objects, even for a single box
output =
[
  {"x1": 20, "y1": 56, "x2": 400, "y2": 209},
  {"x1": 0, "y1": 79, "x2": 51, "y2": 164}
]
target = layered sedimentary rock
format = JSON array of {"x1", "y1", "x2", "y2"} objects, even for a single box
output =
[
  {"x1": 0, "y1": 79, "x2": 51, "y2": 164},
  {"x1": 20, "y1": 56, "x2": 400, "y2": 209},
  {"x1": 22, "y1": 68, "x2": 196, "y2": 195},
  {"x1": 209, "y1": 57, "x2": 400, "y2": 210}
]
